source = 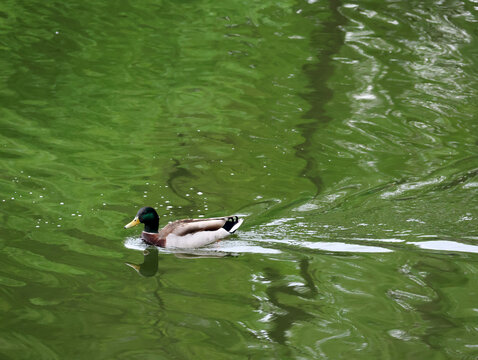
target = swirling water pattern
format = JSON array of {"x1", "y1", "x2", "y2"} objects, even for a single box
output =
[{"x1": 0, "y1": 0, "x2": 477, "y2": 359}]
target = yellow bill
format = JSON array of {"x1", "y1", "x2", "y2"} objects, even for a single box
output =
[
  {"x1": 125, "y1": 262, "x2": 141, "y2": 273},
  {"x1": 124, "y1": 217, "x2": 140, "y2": 229}
]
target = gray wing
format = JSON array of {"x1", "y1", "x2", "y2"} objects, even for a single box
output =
[{"x1": 159, "y1": 217, "x2": 229, "y2": 237}]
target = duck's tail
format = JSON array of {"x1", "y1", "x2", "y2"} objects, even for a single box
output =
[{"x1": 222, "y1": 216, "x2": 244, "y2": 234}]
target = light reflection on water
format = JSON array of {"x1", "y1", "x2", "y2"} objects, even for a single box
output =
[{"x1": 409, "y1": 240, "x2": 478, "y2": 254}]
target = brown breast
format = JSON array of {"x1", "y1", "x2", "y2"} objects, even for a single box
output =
[{"x1": 141, "y1": 232, "x2": 166, "y2": 247}]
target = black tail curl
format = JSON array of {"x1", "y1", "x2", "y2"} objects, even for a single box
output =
[{"x1": 222, "y1": 216, "x2": 240, "y2": 233}]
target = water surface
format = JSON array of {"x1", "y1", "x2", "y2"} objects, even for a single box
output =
[{"x1": 1, "y1": 0, "x2": 477, "y2": 358}]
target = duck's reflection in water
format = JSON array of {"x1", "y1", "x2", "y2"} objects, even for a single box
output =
[
  {"x1": 125, "y1": 246, "x2": 237, "y2": 277},
  {"x1": 125, "y1": 246, "x2": 159, "y2": 277}
]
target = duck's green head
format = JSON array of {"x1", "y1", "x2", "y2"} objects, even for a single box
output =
[{"x1": 124, "y1": 207, "x2": 160, "y2": 233}]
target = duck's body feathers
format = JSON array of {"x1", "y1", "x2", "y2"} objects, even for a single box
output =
[{"x1": 160, "y1": 217, "x2": 230, "y2": 237}]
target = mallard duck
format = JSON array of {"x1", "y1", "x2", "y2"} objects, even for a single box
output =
[{"x1": 124, "y1": 207, "x2": 243, "y2": 248}]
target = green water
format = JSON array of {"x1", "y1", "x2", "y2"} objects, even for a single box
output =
[{"x1": 1, "y1": 0, "x2": 477, "y2": 358}]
